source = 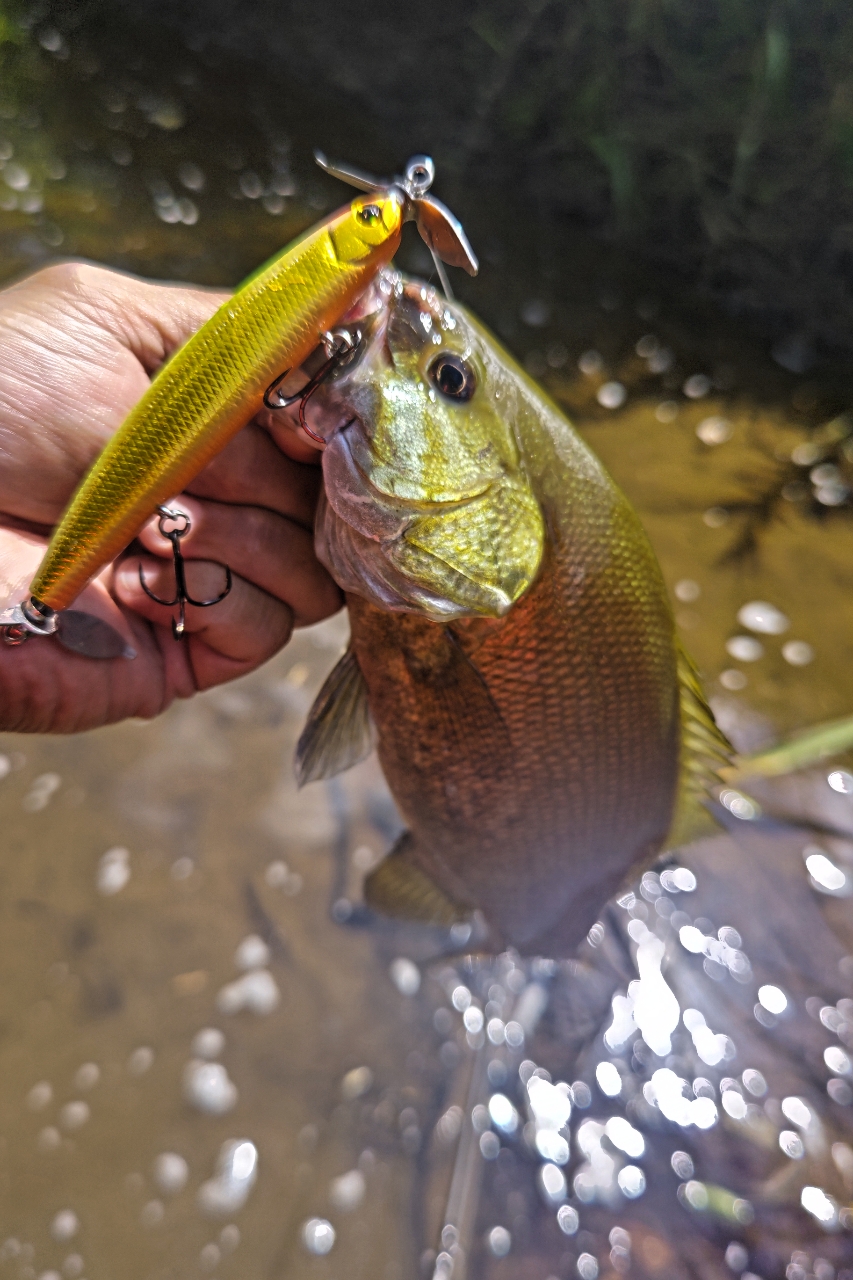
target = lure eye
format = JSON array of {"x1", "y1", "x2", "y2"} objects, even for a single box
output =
[
  {"x1": 357, "y1": 203, "x2": 382, "y2": 224},
  {"x1": 428, "y1": 353, "x2": 477, "y2": 402}
]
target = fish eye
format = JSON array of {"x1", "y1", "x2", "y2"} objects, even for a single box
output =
[
  {"x1": 357, "y1": 203, "x2": 382, "y2": 224},
  {"x1": 428, "y1": 353, "x2": 476, "y2": 402}
]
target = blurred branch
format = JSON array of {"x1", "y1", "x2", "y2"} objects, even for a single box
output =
[{"x1": 729, "y1": 16, "x2": 789, "y2": 207}]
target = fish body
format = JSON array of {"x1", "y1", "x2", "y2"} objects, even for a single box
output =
[
  {"x1": 28, "y1": 191, "x2": 405, "y2": 612},
  {"x1": 298, "y1": 273, "x2": 696, "y2": 955}
]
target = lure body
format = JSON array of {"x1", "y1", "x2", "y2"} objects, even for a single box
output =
[{"x1": 28, "y1": 190, "x2": 405, "y2": 612}]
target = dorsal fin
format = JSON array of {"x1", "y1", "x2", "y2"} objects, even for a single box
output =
[
  {"x1": 294, "y1": 648, "x2": 375, "y2": 787},
  {"x1": 664, "y1": 639, "x2": 735, "y2": 848}
]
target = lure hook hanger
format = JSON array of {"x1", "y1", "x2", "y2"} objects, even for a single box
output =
[
  {"x1": 314, "y1": 150, "x2": 478, "y2": 300},
  {"x1": 263, "y1": 326, "x2": 362, "y2": 445},
  {"x1": 138, "y1": 505, "x2": 232, "y2": 640}
]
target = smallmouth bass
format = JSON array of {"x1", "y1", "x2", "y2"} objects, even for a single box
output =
[{"x1": 296, "y1": 271, "x2": 730, "y2": 955}]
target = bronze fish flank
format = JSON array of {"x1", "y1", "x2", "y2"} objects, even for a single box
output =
[{"x1": 296, "y1": 271, "x2": 730, "y2": 956}]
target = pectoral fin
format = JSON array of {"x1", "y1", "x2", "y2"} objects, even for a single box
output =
[
  {"x1": 294, "y1": 648, "x2": 374, "y2": 786},
  {"x1": 365, "y1": 832, "x2": 470, "y2": 926}
]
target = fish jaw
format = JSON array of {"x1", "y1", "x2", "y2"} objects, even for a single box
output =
[
  {"x1": 389, "y1": 480, "x2": 543, "y2": 616},
  {"x1": 317, "y1": 425, "x2": 544, "y2": 619},
  {"x1": 316, "y1": 485, "x2": 541, "y2": 619}
]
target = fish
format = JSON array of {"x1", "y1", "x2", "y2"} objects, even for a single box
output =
[
  {"x1": 294, "y1": 269, "x2": 735, "y2": 956},
  {"x1": 2, "y1": 154, "x2": 478, "y2": 643}
]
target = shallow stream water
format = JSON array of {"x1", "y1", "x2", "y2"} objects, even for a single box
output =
[{"x1": 3, "y1": 10, "x2": 853, "y2": 1280}]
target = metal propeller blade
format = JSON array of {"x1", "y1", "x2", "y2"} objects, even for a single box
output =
[
  {"x1": 415, "y1": 193, "x2": 478, "y2": 276},
  {"x1": 313, "y1": 151, "x2": 384, "y2": 194}
]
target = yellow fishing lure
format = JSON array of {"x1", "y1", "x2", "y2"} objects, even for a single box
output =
[{"x1": 1, "y1": 153, "x2": 477, "y2": 645}]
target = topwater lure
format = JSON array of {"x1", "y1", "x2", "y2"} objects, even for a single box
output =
[{"x1": 0, "y1": 153, "x2": 477, "y2": 646}]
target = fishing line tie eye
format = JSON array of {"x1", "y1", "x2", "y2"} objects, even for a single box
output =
[
  {"x1": 263, "y1": 327, "x2": 363, "y2": 445},
  {"x1": 402, "y1": 156, "x2": 435, "y2": 198},
  {"x1": 428, "y1": 353, "x2": 477, "y2": 402},
  {"x1": 138, "y1": 504, "x2": 232, "y2": 641}
]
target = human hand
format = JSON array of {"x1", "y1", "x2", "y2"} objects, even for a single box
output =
[{"x1": 0, "y1": 261, "x2": 340, "y2": 733}]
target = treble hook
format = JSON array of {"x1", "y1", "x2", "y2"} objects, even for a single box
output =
[
  {"x1": 138, "y1": 505, "x2": 232, "y2": 640},
  {"x1": 263, "y1": 327, "x2": 362, "y2": 445}
]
